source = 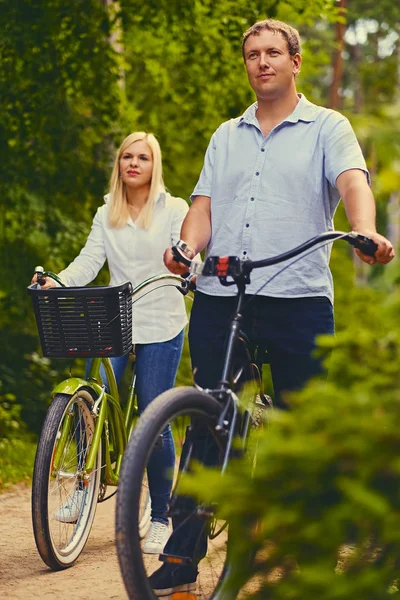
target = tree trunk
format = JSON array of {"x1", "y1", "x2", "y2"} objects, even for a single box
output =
[{"x1": 329, "y1": 0, "x2": 348, "y2": 109}]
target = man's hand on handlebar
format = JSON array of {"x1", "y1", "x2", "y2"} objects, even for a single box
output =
[
  {"x1": 354, "y1": 230, "x2": 395, "y2": 265},
  {"x1": 163, "y1": 248, "x2": 190, "y2": 274},
  {"x1": 164, "y1": 241, "x2": 195, "y2": 275}
]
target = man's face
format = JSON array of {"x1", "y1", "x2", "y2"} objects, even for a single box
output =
[{"x1": 243, "y1": 29, "x2": 301, "y2": 101}]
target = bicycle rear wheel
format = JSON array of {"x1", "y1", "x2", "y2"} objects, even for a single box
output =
[
  {"x1": 32, "y1": 391, "x2": 101, "y2": 570},
  {"x1": 116, "y1": 387, "x2": 233, "y2": 600}
]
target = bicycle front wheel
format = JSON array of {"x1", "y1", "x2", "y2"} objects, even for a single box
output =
[
  {"x1": 32, "y1": 391, "x2": 102, "y2": 570},
  {"x1": 116, "y1": 387, "x2": 232, "y2": 600}
]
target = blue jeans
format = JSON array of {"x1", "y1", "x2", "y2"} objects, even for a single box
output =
[
  {"x1": 164, "y1": 292, "x2": 334, "y2": 564},
  {"x1": 189, "y1": 292, "x2": 334, "y2": 407},
  {"x1": 86, "y1": 329, "x2": 184, "y2": 523}
]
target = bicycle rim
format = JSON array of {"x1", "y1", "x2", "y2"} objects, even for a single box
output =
[
  {"x1": 32, "y1": 392, "x2": 101, "y2": 569},
  {"x1": 116, "y1": 387, "x2": 230, "y2": 600}
]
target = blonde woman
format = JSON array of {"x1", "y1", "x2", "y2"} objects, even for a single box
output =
[{"x1": 33, "y1": 132, "x2": 189, "y2": 553}]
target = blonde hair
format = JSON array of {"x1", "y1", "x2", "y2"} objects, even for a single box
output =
[{"x1": 108, "y1": 131, "x2": 165, "y2": 229}]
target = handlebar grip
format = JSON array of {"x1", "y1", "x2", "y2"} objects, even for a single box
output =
[
  {"x1": 352, "y1": 234, "x2": 378, "y2": 257},
  {"x1": 171, "y1": 246, "x2": 192, "y2": 267}
]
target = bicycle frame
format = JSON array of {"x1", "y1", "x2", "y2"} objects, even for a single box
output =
[
  {"x1": 51, "y1": 357, "x2": 132, "y2": 485},
  {"x1": 192, "y1": 280, "x2": 265, "y2": 472}
]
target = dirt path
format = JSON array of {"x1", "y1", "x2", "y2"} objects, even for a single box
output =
[
  {"x1": 0, "y1": 485, "x2": 127, "y2": 600},
  {"x1": 0, "y1": 485, "x2": 261, "y2": 600}
]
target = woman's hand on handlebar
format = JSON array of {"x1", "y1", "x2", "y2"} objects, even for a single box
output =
[
  {"x1": 31, "y1": 273, "x2": 58, "y2": 289},
  {"x1": 355, "y1": 230, "x2": 395, "y2": 265}
]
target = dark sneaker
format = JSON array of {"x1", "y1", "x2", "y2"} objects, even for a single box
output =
[{"x1": 149, "y1": 563, "x2": 198, "y2": 597}]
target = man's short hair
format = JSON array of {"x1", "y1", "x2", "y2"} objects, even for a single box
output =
[{"x1": 242, "y1": 19, "x2": 301, "y2": 58}]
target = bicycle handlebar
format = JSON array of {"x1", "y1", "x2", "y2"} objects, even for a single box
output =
[
  {"x1": 171, "y1": 231, "x2": 378, "y2": 281},
  {"x1": 249, "y1": 231, "x2": 377, "y2": 270},
  {"x1": 31, "y1": 268, "x2": 195, "y2": 297}
]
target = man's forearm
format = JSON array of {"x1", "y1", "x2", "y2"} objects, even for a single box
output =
[
  {"x1": 337, "y1": 170, "x2": 377, "y2": 232},
  {"x1": 336, "y1": 168, "x2": 394, "y2": 265},
  {"x1": 180, "y1": 195, "x2": 212, "y2": 256},
  {"x1": 343, "y1": 187, "x2": 377, "y2": 232}
]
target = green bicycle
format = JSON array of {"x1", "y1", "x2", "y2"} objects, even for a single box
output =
[{"x1": 28, "y1": 270, "x2": 192, "y2": 571}]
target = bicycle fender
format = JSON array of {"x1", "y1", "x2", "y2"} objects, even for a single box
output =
[{"x1": 52, "y1": 377, "x2": 103, "y2": 398}]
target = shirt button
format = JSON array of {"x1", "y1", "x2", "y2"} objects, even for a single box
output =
[
  {"x1": 255, "y1": 172, "x2": 259, "y2": 176},
  {"x1": 250, "y1": 197, "x2": 254, "y2": 201},
  {"x1": 261, "y1": 148, "x2": 265, "y2": 152},
  {"x1": 246, "y1": 224, "x2": 250, "y2": 228},
  {"x1": 243, "y1": 251, "x2": 247, "y2": 255}
]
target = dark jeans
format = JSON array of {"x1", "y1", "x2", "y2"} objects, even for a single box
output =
[
  {"x1": 86, "y1": 329, "x2": 184, "y2": 523},
  {"x1": 164, "y1": 292, "x2": 334, "y2": 562}
]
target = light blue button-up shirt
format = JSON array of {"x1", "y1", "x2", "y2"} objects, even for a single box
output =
[{"x1": 191, "y1": 94, "x2": 369, "y2": 302}]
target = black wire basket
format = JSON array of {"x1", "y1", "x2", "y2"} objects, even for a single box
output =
[{"x1": 27, "y1": 282, "x2": 133, "y2": 358}]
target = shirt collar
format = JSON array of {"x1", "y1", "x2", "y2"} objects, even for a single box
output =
[{"x1": 237, "y1": 93, "x2": 318, "y2": 128}]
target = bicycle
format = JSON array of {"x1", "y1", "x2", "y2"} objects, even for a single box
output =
[
  {"x1": 27, "y1": 269, "x2": 193, "y2": 571},
  {"x1": 115, "y1": 230, "x2": 377, "y2": 600}
]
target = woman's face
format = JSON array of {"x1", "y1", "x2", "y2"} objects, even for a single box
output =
[{"x1": 119, "y1": 139, "x2": 153, "y2": 189}]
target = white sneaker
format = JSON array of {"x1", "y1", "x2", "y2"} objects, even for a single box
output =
[
  {"x1": 143, "y1": 521, "x2": 170, "y2": 555},
  {"x1": 54, "y1": 489, "x2": 85, "y2": 523}
]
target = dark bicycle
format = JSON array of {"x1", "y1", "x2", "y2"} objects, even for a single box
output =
[{"x1": 115, "y1": 231, "x2": 377, "y2": 600}]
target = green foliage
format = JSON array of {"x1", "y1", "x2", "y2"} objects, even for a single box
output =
[
  {"x1": 0, "y1": 387, "x2": 22, "y2": 440},
  {"x1": 185, "y1": 280, "x2": 400, "y2": 597},
  {"x1": 0, "y1": 378, "x2": 36, "y2": 491},
  {"x1": 0, "y1": 0, "x2": 121, "y2": 437},
  {"x1": 0, "y1": 0, "x2": 120, "y2": 294},
  {"x1": 0, "y1": 438, "x2": 37, "y2": 491}
]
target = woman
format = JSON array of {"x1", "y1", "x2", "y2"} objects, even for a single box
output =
[{"x1": 33, "y1": 131, "x2": 189, "y2": 554}]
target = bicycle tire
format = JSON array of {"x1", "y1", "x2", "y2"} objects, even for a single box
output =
[
  {"x1": 32, "y1": 391, "x2": 102, "y2": 570},
  {"x1": 116, "y1": 386, "x2": 234, "y2": 600}
]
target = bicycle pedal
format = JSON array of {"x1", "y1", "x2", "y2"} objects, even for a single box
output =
[{"x1": 159, "y1": 553, "x2": 193, "y2": 566}]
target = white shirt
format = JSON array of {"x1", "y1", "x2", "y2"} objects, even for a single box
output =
[{"x1": 58, "y1": 192, "x2": 189, "y2": 344}]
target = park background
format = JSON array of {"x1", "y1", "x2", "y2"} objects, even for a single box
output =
[{"x1": 0, "y1": 0, "x2": 400, "y2": 595}]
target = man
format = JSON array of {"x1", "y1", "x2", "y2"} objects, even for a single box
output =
[{"x1": 150, "y1": 18, "x2": 395, "y2": 596}]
